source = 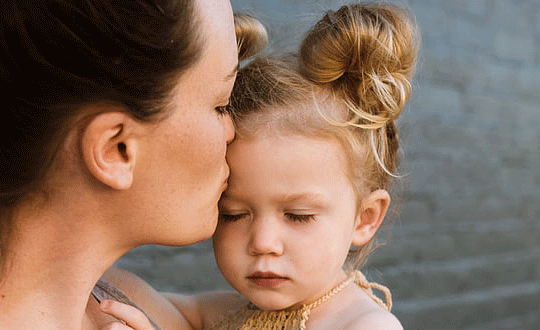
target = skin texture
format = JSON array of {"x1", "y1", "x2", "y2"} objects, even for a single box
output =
[
  {"x1": 110, "y1": 0, "x2": 238, "y2": 247},
  {"x1": 214, "y1": 132, "x2": 366, "y2": 311},
  {"x1": 97, "y1": 124, "x2": 401, "y2": 330},
  {"x1": 0, "y1": 0, "x2": 237, "y2": 329}
]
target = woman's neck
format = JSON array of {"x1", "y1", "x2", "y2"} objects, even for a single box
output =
[{"x1": 0, "y1": 198, "x2": 128, "y2": 330}]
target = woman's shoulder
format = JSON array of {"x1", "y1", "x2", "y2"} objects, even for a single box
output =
[{"x1": 101, "y1": 267, "x2": 194, "y2": 330}]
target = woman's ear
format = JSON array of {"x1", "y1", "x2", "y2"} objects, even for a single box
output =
[
  {"x1": 81, "y1": 111, "x2": 141, "y2": 190},
  {"x1": 351, "y1": 189, "x2": 391, "y2": 246}
]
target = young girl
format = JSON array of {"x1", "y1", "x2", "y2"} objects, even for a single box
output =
[{"x1": 100, "y1": 2, "x2": 419, "y2": 330}]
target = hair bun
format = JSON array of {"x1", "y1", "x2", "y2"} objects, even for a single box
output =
[
  {"x1": 299, "y1": 3, "x2": 419, "y2": 128},
  {"x1": 234, "y1": 14, "x2": 268, "y2": 61}
]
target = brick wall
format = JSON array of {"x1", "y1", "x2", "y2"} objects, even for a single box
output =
[{"x1": 116, "y1": 1, "x2": 540, "y2": 329}]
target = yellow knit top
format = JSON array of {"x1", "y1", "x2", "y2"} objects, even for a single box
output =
[{"x1": 205, "y1": 271, "x2": 392, "y2": 330}]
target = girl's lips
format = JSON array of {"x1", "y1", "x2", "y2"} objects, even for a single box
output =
[{"x1": 247, "y1": 272, "x2": 289, "y2": 287}]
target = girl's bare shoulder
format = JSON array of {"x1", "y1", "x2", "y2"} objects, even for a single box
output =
[
  {"x1": 344, "y1": 308, "x2": 403, "y2": 330},
  {"x1": 343, "y1": 286, "x2": 403, "y2": 330},
  {"x1": 314, "y1": 283, "x2": 403, "y2": 330}
]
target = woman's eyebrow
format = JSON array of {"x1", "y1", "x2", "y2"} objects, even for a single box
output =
[{"x1": 224, "y1": 63, "x2": 239, "y2": 81}]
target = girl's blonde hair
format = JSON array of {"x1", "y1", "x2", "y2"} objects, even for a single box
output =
[
  {"x1": 234, "y1": 13, "x2": 268, "y2": 61},
  {"x1": 230, "y1": 2, "x2": 419, "y2": 268}
]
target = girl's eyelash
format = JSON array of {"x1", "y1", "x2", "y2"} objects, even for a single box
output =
[
  {"x1": 219, "y1": 212, "x2": 314, "y2": 223},
  {"x1": 219, "y1": 213, "x2": 246, "y2": 222},
  {"x1": 285, "y1": 213, "x2": 315, "y2": 222}
]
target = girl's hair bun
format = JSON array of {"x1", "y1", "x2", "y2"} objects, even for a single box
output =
[
  {"x1": 234, "y1": 14, "x2": 268, "y2": 61},
  {"x1": 299, "y1": 3, "x2": 420, "y2": 128}
]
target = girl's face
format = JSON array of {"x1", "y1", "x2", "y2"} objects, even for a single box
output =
[
  {"x1": 132, "y1": 0, "x2": 237, "y2": 246},
  {"x1": 213, "y1": 131, "x2": 362, "y2": 310}
]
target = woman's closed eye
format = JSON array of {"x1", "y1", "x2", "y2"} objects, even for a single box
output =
[{"x1": 215, "y1": 104, "x2": 231, "y2": 115}]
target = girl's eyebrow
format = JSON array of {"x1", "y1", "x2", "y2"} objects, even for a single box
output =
[{"x1": 278, "y1": 192, "x2": 329, "y2": 206}]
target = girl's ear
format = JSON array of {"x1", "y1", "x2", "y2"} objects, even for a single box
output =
[
  {"x1": 351, "y1": 189, "x2": 390, "y2": 246},
  {"x1": 81, "y1": 111, "x2": 142, "y2": 190}
]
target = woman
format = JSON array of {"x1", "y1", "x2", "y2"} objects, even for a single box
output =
[{"x1": 0, "y1": 0, "x2": 265, "y2": 329}]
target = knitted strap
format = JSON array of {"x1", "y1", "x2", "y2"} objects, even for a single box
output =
[
  {"x1": 353, "y1": 270, "x2": 393, "y2": 311},
  {"x1": 303, "y1": 275, "x2": 356, "y2": 311},
  {"x1": 205, "y1": 270, "x2": 392, "y2": 330}
]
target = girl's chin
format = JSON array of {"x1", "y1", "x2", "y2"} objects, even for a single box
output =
[{"x1": 249, "y1": 300, "x2": 302, "y2": 312}]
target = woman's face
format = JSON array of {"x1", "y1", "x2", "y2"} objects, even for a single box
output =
[{"x1": 132, "y1": 0, "x2": 238, "y2": 246}]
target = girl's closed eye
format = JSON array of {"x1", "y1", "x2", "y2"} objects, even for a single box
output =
[
  {"x1": 284, "y1": 213, "x2": 316, "y2": 223},
  {"x1": 219, "y1": 212, "x2": 248, "y2": 222}
]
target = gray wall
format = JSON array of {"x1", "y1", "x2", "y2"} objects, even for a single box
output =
[{"x1": 116, "y1": 1, "x2": 540, "y2": 329}]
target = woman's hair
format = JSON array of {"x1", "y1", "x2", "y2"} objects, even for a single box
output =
[
  {"x1": 0, "y1": 0, "x2": 201, "y2": 206},
  {"x1": 230, "y1": 2, "x2": 419, "y2": 268},
  {"x1": 0, "y1": 1, "x2": 266, "y2": 278}
]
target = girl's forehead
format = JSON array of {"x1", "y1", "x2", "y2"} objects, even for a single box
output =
[
  {"x1": 285, "y1": 90, "x2": 347, "y2": 119},
  {"x1": 235, "y1": 95, "x2": 348, "y2": 137}
]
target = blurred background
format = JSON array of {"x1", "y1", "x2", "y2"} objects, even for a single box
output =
[{"x1": 116, "y1": 0, "x2": 540, "y2": 328}]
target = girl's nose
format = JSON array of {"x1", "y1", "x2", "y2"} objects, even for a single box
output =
[{"x1": 247, "y1": 217, "x2": 284, "y2": 256}]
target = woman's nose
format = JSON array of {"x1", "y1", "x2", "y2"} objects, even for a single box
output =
[
  {"x1": 223, "y1": 113, "x2": 235, "y2": 145},
  {"x1": 248, "y1": 217, "x2": 284, "y2": 256}
]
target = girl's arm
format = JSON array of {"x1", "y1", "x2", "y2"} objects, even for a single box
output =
[
  {"x1": 162, "y1": 291, "x2": 247, "y2": 329},
  {"x1": 99, "y1": 291, "x2": 245, "y2": 330},
  {"x1": 100, "y1": 267, "x2": 195, "y2": 330},
  {"x1": 99, "y1": 292, "x2": 246, "y2": 330},
  {"x1": 101, "y1": 267, "x2": 246, "y2": 330},
  {"x1": 99, "y1": 300, "x2": 157, "y2": 330}
]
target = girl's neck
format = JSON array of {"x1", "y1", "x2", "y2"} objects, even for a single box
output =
[
  {"x1": 0, "y1": 200, "x2": 128, "y2": 330},
  {"x1": 305, "y1": 271, "x2": 393, "y2": 329},
  {"x1": 304, "y1": 280, "x2": 361, "y2": 328}
]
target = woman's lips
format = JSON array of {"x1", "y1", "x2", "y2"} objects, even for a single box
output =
[{"x1": 247, "y1": 271, "x2": 289, "y2": 287}]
